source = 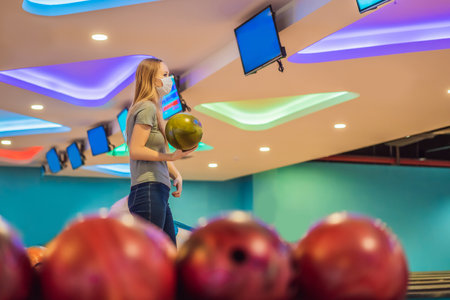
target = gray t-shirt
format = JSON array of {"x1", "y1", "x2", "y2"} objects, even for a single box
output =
[{"x1": 126, "y1": 101, "x2": 171, "y2": 188}]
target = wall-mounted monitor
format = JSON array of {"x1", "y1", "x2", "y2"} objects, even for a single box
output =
[
  {"x1": 357, "y1": 0, "x2": 392, "y2": 13},
  {"x1": 66, "y1": 142, "x2": 84, "y2": 170},
  {"x1": 87, "y1": 125, "x2": 110, "y2": 156},
  {"x1": 234, "y1": 5, "x2": 285, "y2": 75},
  {"x1": 117, "y1": 108, "x2": 128, "y2": 142},
  {"x1": 46, "y1": 147, "x2": 62, "y2": 173},
  {"x1": 162, "y1": 76, "x2": 183, "y2": 120}
]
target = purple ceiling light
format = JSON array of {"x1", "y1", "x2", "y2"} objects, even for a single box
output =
[
  {"x1": 0, "y1": 55, "x2": 153, "y2": 107},
  {"x1": 289, "y1": 0, "x2": 450, "y2": 63}
]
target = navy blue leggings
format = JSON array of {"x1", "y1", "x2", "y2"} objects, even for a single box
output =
[{"x1": 128, "y1": 182, "x2": 176, "y2": 245}]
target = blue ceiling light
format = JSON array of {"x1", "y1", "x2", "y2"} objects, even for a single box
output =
[
  {"x1": 22, "y1": 0, "x2": 161, "y2": 16},
  {"x1": 289, "y1": 0, "x2": 450, "y2": 63},
  {"x1": 82, "y1": 164, "x2": 130, "y2": 177},
  {"x1": 0, "y1": 110, "x2": 70, "y2": 138},
  {"x1": 0, "y1": 55, "x2": 153, "y2": 107}
]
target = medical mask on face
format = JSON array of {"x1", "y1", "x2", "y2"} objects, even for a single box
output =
[{"x1": 156, "y1": 76, "x2": 173, "y2": 97}]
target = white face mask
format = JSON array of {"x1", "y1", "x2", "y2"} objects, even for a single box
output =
[{"x1": 156, "y1": 76, "x2": 173, "y2": 97}]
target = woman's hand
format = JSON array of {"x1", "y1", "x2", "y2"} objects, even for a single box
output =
[
  {"x1": 172, "y1": 176, "x2": 183, "y2": 198},
  {"x1": 170, "y1": 146, "x2": 197, "y2": 161}
]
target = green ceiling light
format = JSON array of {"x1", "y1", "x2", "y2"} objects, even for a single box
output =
[
  {"x1": 108, "y1": 143, "x2": 129, "y2": 157},
  {"x1": 194, "y1": 92, "x2": 359, "y2": 131},
  {"x1": 108, "y1": 142, "x2": 214, "y2": 157}
]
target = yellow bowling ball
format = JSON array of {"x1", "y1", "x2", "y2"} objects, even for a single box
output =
[{"x1": 165, "y1": 113, "x2": 203, "y2": 151}]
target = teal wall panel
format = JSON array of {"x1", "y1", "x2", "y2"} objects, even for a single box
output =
[
  {"x1": 1, "y1": 161, "x2": 449, "y2": 273},
  {"x1": 253, "y1": 162, "x2": 450, "y2": 271},
  {"x1": 0, "y1": 166, "x2": 252, "y2": 246}
]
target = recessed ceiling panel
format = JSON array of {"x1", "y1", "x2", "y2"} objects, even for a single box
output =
[
  {"x1": 0, "y1": 55, "x2": 152, "y2": 107},
  {"x1": 289, "y1": 0, "x2": 450, "y2": 63},
  {"x1": 194, "y1": 92, "x2": 359, "y2": 131}
]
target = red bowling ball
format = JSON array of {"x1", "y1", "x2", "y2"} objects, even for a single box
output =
[
  {"x1": 0, "y1": 216, "x2": 33, "y2": 300},
  {"x1": 176, "y1": 212, "x2": 293, "y2": 300},
  {"x1": 40, "y1": 215, "x2": 176, "y2": 300},
  {"x1": 292, "y1": 212, "x2": 408, "y2": 300}
]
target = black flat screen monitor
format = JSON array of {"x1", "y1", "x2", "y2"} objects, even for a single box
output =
[
  {"x1": 46, "y1": 148, "x2": 62, "y2": 173},
  {"x1": 357, "y1": 0, "x2": 392, "y2": 13},
  {"x1": 66, "y1": 142, "x2": 84, "y2": 170},
  {"x1": 234, "y1": 6, "x2": 284, "y2": 75},
  {"x1": 87, "y1": 125, "x2": 110, "y2": 156}
]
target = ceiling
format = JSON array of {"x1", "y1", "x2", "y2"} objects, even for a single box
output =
[{"x1": 0, "y1": 0, "x2": 449, "y2": 181}]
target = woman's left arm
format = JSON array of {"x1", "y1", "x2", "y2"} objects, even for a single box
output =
[{"x1": 168, "y1": 161, "x2": 183, "y2": 197}]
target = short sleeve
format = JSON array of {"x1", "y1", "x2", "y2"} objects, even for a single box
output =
[{"x1": 135, "y1": 102, "x2": 156, "y2": 127}]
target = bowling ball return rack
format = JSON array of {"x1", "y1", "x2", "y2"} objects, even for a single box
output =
[{"x1": 408, "y1": 271, "x2": 450, "y2": 298}]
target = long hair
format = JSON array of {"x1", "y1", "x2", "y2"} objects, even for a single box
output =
[{"x1": 132, "y1": 58, "x2": 166, "y2": 137}]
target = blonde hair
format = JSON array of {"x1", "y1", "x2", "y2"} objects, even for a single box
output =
[{"x1": 132, "y1": 58, "x2": 166, "y2": 137}]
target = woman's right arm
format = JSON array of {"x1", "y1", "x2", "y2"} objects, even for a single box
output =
[{"x1": 128, "y1": 123, "x2": 194, "y2": 161}]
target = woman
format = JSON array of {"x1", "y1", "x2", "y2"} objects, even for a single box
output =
[{"x1": 126, "y1": 58, "x2": 195, "y2": 245}]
